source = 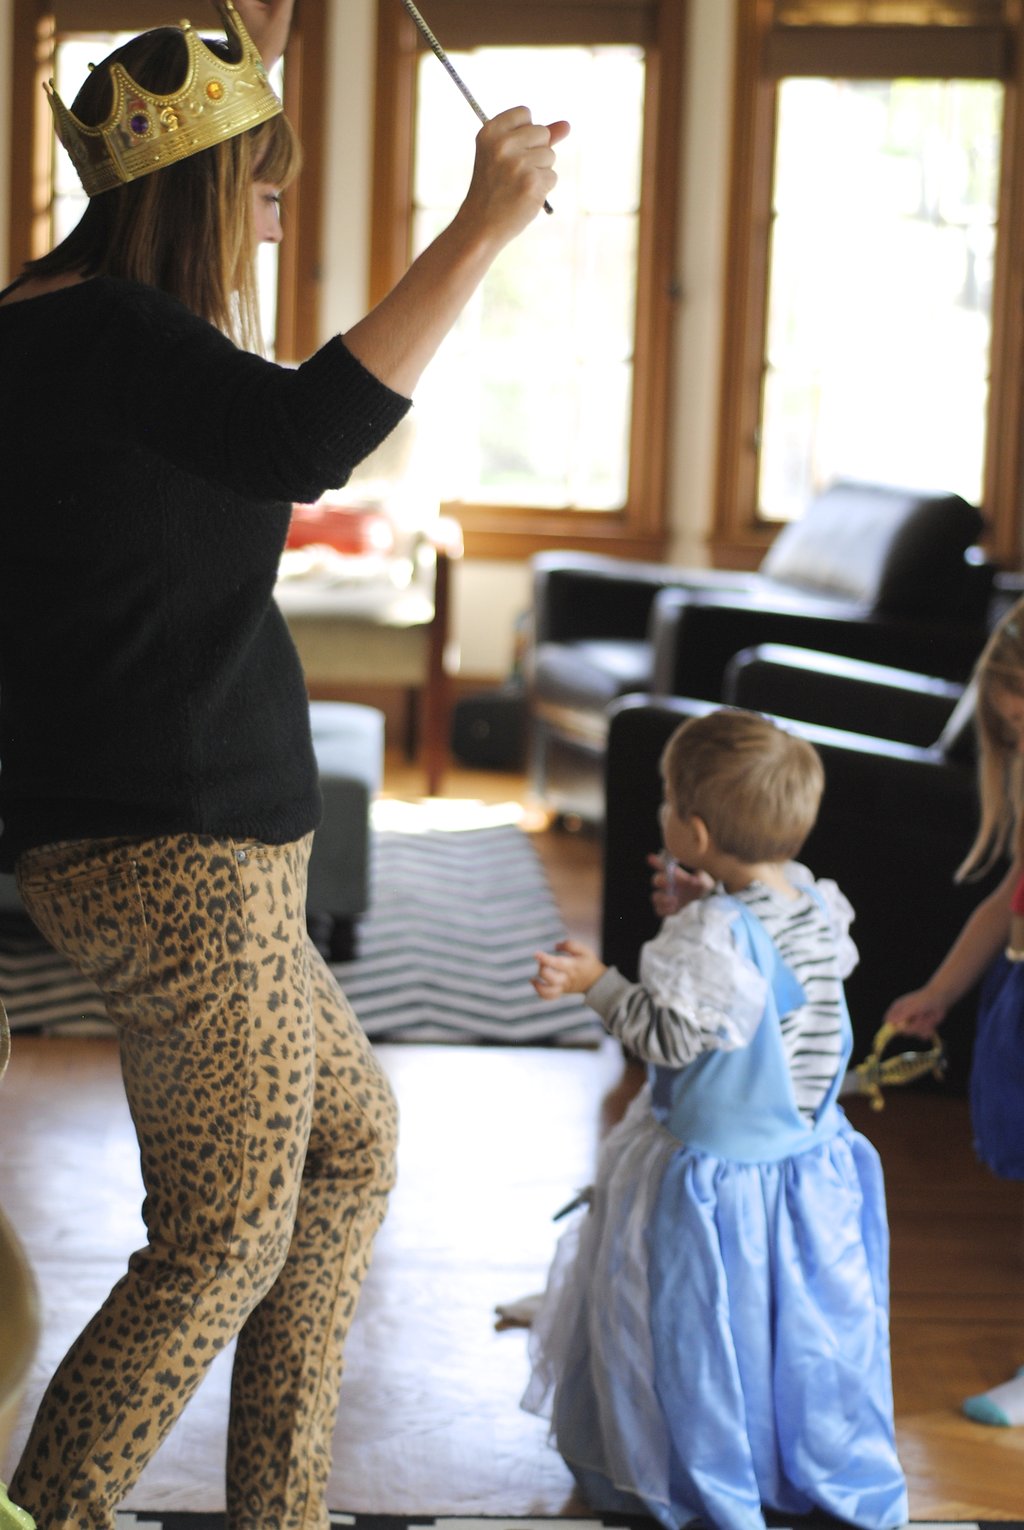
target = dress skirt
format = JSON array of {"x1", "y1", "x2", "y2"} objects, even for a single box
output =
[{"x1": 523, "y1": 1089, "x2": 907, "y2": 1530}]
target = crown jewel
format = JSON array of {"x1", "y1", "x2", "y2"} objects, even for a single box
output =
[{"x1": 45, "y1": 1, "x2": 283, "y2": 198}]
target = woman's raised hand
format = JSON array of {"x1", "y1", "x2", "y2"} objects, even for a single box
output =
[
  {"x1": 232, "y1": 0, "x2": 295, "y2": 68},
  {"x1": 340, "y1": 107, "x2": 569, "y2": 397},
  {"x1": 456, "y1": 108, "x2": 571, "y2": 249}
]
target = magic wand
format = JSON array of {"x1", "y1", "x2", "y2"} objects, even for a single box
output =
[{"x1": 397, "y1": 0, "x2": 554, "y2": 215}]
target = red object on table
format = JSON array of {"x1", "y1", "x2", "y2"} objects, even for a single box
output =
[{"x1": 287, "y1": 501, "x2": 394, "y2": 557}]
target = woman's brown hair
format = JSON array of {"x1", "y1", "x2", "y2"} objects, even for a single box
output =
[{"x1": 24, "y1": 26, "x2": 301, "y2": 350}]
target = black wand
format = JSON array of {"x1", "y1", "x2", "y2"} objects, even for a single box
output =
[{"x1": 397, "y1": 0, "x2": 554, "y2": 215}]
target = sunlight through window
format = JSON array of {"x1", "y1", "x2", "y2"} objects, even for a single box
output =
[
  {"x1": 760, "y1": 76, "x2": 1002, "y2": 521},
  {"x1": 410, "y1": 45, "x2": 645, "y2": 513}
]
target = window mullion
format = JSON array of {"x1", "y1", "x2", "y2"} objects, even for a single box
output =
[
  {"x1": 765, "y1": 24, "x2": 1011, "y2": 75},
  {"x1": 981, "y1": 15, "x2": 1024, "y2": 564}
]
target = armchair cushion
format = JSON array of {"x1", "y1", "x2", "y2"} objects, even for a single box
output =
[
  {"x1": 758, "y1": 480, "x2": 984, "y2": 616},
  {"x1": 531, "y1": 639, "x2": 653, "y2": 714}
]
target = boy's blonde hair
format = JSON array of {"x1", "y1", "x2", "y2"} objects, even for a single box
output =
[
  {"x1": 660, "y1": 708, "x2": 825, "y2": 864},
  {"x1": 958, "y1": 596, "x2": 1024, "y2": 879}
]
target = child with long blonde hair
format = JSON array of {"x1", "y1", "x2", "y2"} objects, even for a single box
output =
[{"x1": 888, "y1": 594, "x2": 1024, "y2": 1425}]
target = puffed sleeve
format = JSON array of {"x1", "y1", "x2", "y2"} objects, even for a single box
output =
[
  {"x1": 787, "y1": 862, "x2": 859, "y2": 979},
  {"x1": 637, "y1": 895, "x2": 768, "y2": 1051},
  {"x1": 814, "y1": 878, "x2": 859, "y2": 978}
]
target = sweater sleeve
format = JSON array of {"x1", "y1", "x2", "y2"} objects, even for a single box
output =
[{"x1": 80, "y1": 281, "x2": 412, "y2": 503}]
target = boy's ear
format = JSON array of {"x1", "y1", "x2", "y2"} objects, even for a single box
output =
[{"x1": 689, "y1": 815, "x2": 711, "y2": 854}]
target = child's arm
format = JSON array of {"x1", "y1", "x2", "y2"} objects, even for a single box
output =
[
  {"x1": 587, "y1": 969, "x2": 764, "y2": 1066},
  {"x1": 532, "y1": 939, "x2": 607, "y2": 998},
  {"x1": 886, "y1": 857, "x2": 1020, "y2": 1037},
  {"x1": 533, "y1": 936, "x2": 765, "y2": 1068}
]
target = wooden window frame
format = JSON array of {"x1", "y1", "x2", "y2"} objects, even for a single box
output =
[
  {"x1": 712, "y1": 0, "x2": 1024, "y2": 571},
  {"x1": 371, "y1": 0, "x2": 686, "y2": 561},
  {"x1": 7, "y1": 0, "x2": 326, "y2": 362}
]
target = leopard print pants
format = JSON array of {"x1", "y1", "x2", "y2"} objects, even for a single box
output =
[{"x1": 10, "y1": 831, "x2": 398, "y2": 1530}]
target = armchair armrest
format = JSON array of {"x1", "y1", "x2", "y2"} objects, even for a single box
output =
[
  {"x1": 532, "y1": 553, "x2": 677, "y2": 645},
  {"x1": 650, "y1": 586, "x2": 988, "y2": 702},
  {"x1": 722, "y1": 644, "x2": 964, "y2": 747},
  {"x1": 531, "y1": 552, "x2": 756, "y2": 645},
  {"x1": 988, "y1": 568, "x2": 1024, "y2": 629}
]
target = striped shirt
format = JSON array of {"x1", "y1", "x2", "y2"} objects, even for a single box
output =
[
  {"x1": 732, "y1": 879, "x2": 850, "y2": 1120},
  {"x1": 585, "y1": 866, "x2": 856, "y2": 1123}
]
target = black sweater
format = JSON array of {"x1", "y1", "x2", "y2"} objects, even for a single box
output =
[{"x1": 0, "y1": 277, "x2": 410, "y2": 870}]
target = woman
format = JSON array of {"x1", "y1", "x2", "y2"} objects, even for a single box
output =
[{"x1": 0, "y1": 5, "x2": 568, "y2": 1528}]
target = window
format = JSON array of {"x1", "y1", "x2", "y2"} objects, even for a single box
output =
[
  {"x1": 8, "y1": 0, "x2": 327, "y2": 362},
  {"x1": 372, "y1": 0, "x2": 685, "y2": 559},
  {"x1": 713, "y1": 0, "x2": 1024, "y2": 568},
  {"x1": 762, "y1": 76, "x2": 1001, "y2": 521},
  {"x1": 413, "y1": 44, "x2": 644, "y2": 514}
]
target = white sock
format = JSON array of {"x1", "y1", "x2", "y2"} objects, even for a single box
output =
[{"x1": 963, "y1": 1366, "x2": 1024, "y2": 1426}]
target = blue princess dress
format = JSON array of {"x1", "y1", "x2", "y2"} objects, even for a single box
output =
[{"x1": 523, "y1": 895, "x2": 907, "y2": 1530}]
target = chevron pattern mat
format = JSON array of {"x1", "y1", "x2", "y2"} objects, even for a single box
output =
[
  {"x1": 329, "y1": 805, "x2": 599, "y2": 1046},
  {"x1": 0, "y1": 909, "x2": 108, "y2": 1034},
  {"x1": 111, "y1": 1514, "x2": 1021, "y2": 1530},
  {"x1": 0, "y1": 805, "x2": 599, "y2": 1046}
]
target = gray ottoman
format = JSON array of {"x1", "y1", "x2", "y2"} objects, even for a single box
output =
[
  {"x1": 307, "y1": 700, "x2": 384, "y2": 959},
  {"x1": 0, "y1": 701, "x2": 384, "y2": 961}
]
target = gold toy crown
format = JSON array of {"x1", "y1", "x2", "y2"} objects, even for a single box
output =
[{"x1": 45, "y1": 1, "x2": 282, "y2": 198}]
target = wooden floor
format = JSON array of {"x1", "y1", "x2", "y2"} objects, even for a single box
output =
[{"x1": 2, "y1": 756, "x2": 1023, "y2": 1521}]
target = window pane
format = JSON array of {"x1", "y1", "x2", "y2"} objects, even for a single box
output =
[
  {"x1": 759, "y1": 76, "x2": 1002, "y2": 521},
  {"x1": 52, "y1": 36, "x2": 130, "y2": 244},
  {"x1": 411, "y1": 44, "x2": 644, "y2": 510}
]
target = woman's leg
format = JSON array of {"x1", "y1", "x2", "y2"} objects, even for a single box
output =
[
  {"x1": 225, "y1": 943, "x2": 398, "y2": 1530},
  {"x1": 10, "y1": 834, "x2": 327, "y2": 1530}
]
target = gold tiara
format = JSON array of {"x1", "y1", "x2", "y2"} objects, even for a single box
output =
[{"x1": 45, "y1": 1, "x2": 282, "y2": 198}]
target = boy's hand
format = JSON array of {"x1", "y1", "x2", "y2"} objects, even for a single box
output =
[
  {"x1": 648, "y1": 854, "x2": 713, "y2": 917},
  {"x1": 532, "y1": 939, "x2": 606, "y2": 999}
]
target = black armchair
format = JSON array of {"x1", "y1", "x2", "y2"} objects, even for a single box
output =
[
  {"x1": 528, "y1": 480, "x2": 992, "y2": 822},
  {"x1": 722, "y1": 642, "x2": 967, "y2": 747},
  {"x1": 599, "y1": 652, "x2": 999, "y2": 1092}
]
